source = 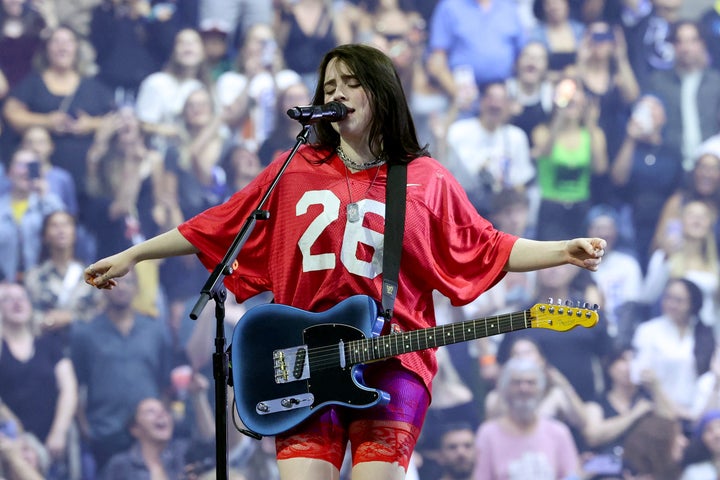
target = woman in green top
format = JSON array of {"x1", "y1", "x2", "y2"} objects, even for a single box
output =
[{"x1": 531, "y1": 77, "x2": 608, "y2": 240}]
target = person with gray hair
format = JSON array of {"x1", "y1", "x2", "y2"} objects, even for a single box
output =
[{"x1": 473, "y1": 357, "x2": 581, "y2": 480}]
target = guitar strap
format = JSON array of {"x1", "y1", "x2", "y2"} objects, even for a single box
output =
[{"x1": 381, "y1": 161, "x2": 407, "y2": 320}]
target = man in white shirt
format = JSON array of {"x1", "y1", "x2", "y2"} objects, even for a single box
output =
[{"x1": 445, "y1": 82, "x2": 535, "y2": 215}]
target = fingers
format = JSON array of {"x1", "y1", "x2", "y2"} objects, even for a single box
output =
[{"x1": 85, "y1": 263, "x2": 118, "y2": 289}]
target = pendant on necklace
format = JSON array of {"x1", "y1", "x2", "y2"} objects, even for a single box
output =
[{"x1": 347, "y1": 202, "x2": 360, "y2": 223}]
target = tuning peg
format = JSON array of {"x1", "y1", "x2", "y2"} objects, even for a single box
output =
[
  {"x1": 547, "y1": 297, "x2": 554, "y2": 305},
  {"x1": 583, "y1": 302, "x2": 589, "y2": 309},
  {"x1": 556, "y1": 298, "x2": 563, "y2": 305},
  {"x1": 565, "y1": 299, "x2": 573, "y2": 306},
  {"x1": 593, "y1": 304, "x2": 600, "y2": 311}
]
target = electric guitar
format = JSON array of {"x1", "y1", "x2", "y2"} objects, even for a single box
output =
[{"x1": 230, "y1": 295, "x2": 599, "y2": 436}]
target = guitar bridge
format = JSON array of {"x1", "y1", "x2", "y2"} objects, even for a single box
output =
[{"x1": 273, "y1": 346, "x2": 310, "y2": 384}]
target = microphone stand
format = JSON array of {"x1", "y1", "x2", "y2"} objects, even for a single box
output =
[{"x1": 189, "y1": 122, "x2": 314, "y2": 480}]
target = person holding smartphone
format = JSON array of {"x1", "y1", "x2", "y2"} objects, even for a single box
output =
[{"x1": 0, "y1": 147, "x2": 66, "y2": 282}]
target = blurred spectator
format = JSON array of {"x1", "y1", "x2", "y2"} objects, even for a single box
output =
[
  {"x1": 257, "y1": 79, "x2": 312, "y2": 166},
  {"x1": 432, "y1": 422, "x2": 475, "y2": 480},
  {"x1": 426, "y1": 0, "x2": 525, "y2": 106},
  {"x1": 134, "y1": 27, "x2": 210, "y2": 152},
  {"x1": 70, "y1": 266, "x2": 173, "y2": 471},
  {"x1": 89, "y1": 0, "x2": 174, "y2": 99},
  {"x1": 498, "y1": 264, "x2": 609, "y2": 402},
  {"x1": 102, "y1": 392, "x2": 214, "y2": 480},
  {"x1": 652, "y1": 148, "x2": 720, "y2": 255},
  {"x1": 681, "y1": 409, "x2": 720, "y2": 479},
  {"x1": 486, "y1": 337, "x2": 588, "y2": 432},
  {"x1": 19, "y1": 126, "x2": 77, "y2": 216},
  {"x1": 0, "y1": 0, "x2": 57, "y2": 91},
  {"x1": 576, "y1": 22, "x2": 640, "y2": 177},
  {"x1": 472, "y1": 357, "x2": 580, "y2": 479},
  {"x1": 0, "y1": 147, "x2": 65, "y2": 282},
  {"x1": 2, "y1": 25, "x2": 114, "y2": 195},
  {"x1": 83, "y1": 106, "x2": 165, "y2": 260},
  {"x1": 445, "y1": 82, "x2": 535, "y2": 217},
  {"x1": 582, "y1": 346, "x2": 675, "y2": 475},
  {"x1": 633, "y1": 278, "x2": 716, "y2": 423},
  {"x1": 159, "y1": 86, "x2": 230, "y2": 344},
  {"x1": 199, "y1": 18, "x2": 232, "y2": 81},
  {"x1": 645, "y1": 20, "x2": 720, "y2": 171},
  {"x1": 621, "y1": 413, "x2": 687, "y2": 480},
  {"x1": 0, "y1": 282, "x2": 78, "y2": 479},
  {"x1": 216, "y1": 23, "x2": 301, "y2": 147},
  {"x1": 644, "y1": 201, "x2": 720, "y2": 329},
  {"x1": 531, "y1": 77, "x2": 608, "y2": 240},
  {"x1": 585, "y1": 205, "x2": 644, "y2": 343},
  {"x1": 0, "y1": 431, "x2": 50, "y2": 480},
  {"x1": 24, "y1": 211, "x2": 103, "y2": 333},
  {"x1": 698, "y1": 3, "x2": 720, "y2": 70},
  {"x1": 83, "y1": 107, "x2": 166, "y2": 317},
  {"x1": 277, "y1": 0, "x2": 341, "y2": 93},
  {"x1": 529, "y1": 0, "x2": 585, "y2": 80},
  {"x1": 610, "y1": 94, "x2": 683, "y2": 267},
  {"x1": 506, "y1": 41, "x2": 554, "y2": 142},
  {"x1": 621, "y1": 0, "x2": 683, "y2": 88}
]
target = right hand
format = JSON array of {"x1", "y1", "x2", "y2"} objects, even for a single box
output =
[{"x1": 84, "y1": 252, "x2": 134, "y2": 289}]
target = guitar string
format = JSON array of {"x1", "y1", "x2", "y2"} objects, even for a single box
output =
[
  {"x1": 296, "y1": 311, "x2": 592, "y2": 372},
  {"x1": 291, "y1": 311, "x2": 563, "y2": 372},
  {"x1": 302, "y1": 312, "x2": 536, "y2": 369}
]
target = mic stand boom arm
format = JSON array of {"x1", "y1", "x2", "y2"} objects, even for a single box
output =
[{"x1": 189, "y1": 123, "x2": 313, "y2": 480}]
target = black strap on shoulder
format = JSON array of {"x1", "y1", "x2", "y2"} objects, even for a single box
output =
[{"x1": 382, "y1": 161, "x2": 407, "y2": 320}]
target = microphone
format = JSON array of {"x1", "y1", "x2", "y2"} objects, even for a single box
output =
[{"x1": 286, "y1": 102, "x2": 348, "y2": 123}]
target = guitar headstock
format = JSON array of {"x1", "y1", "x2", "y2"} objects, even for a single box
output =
[{"x1": 530, "y1": 298, "x2": 599, "y2": 332}]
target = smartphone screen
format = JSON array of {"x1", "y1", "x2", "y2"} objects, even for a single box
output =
[{"x1": 27, "y1": 161, "x2": 41, "y2": 179}]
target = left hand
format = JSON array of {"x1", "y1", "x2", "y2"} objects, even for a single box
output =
[{"x1": 565, "y1": 237, "x2": 606, "y2": 271}]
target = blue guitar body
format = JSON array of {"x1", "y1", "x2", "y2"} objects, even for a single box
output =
[{"x1": 230, "y1": 295, "x2": 390, "y2": 437}]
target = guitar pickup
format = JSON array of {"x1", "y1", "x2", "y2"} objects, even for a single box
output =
[
  {"x1": 256, "y1": 393, "x2": 314, "y2": 415},
  {"x1": 273, "y1": 346, "x2": 310, "y2": 384}
]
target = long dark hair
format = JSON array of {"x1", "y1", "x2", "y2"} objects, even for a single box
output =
[
  {"x1": 666, "y1": 278, "x2": 715, "y2": 375},
  {"x1": 311, "y1": 44, "x2": 428, "y2": 164}
]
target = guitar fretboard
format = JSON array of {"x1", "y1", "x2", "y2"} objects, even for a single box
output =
[{"x1": 345, "y1": 310, "x2": 532, "y2": 365}]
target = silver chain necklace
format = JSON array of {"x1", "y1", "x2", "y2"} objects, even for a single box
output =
[
  {"x1": 343, "y1": 164, "x2": 382, "y2": 223},
  {"x1": 336, "y1": 146, "x2": 386, "y2": 171}
]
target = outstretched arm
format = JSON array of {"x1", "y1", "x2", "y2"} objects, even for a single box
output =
[
  {"x1": 85, "y1": 228, "x2": 199, "y2": 289},
  {"x1": 505, "y1": 237, "x2": 606, "y2": 273}
]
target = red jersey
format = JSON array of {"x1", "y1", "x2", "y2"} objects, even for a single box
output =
[{"x1": 178, "y1": 145, "x2": 517, "y2": 390}]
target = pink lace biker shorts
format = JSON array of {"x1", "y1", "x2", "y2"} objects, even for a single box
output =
[{"x1": 275, "y1": 360, "x2": 430, "y2": 471}]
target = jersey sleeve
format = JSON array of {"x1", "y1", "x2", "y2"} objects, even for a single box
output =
[
  {"x1": 403, "y1": 158, "x2": 518, "y2": 306},
  {"x1": 177, "y1": 168, "x2": 276, "y2": 301}
]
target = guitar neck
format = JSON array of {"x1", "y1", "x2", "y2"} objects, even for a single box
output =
[{"x1": 346, "y1": 310, "x2": 532, "y2": 365}]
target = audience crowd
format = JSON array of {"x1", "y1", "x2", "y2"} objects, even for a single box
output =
[{"x1": 1, "y1": 0, "x2": 720, "y2": 478}]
